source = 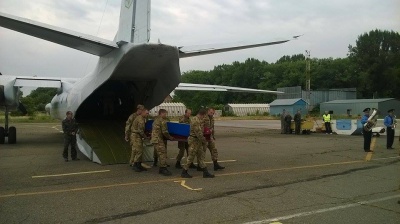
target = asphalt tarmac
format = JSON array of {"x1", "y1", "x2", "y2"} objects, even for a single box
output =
[{"x1": 0, "y1": 121, "x2": 399, "y2": 224}]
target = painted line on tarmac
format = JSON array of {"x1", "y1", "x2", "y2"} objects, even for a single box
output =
[
  {"x1": 174, "y1": 180, "x2": 202, "y2": 191},
  {"x1": 1, "y1": 156, "x2": 398, "y2": 198},
  {"x1": 168, "y1": 158, "x2": 237, "y2": 164},
  {"x1": 365, "y1": 137, "x2": 377, "y2": 161},
  {"x1": 243, "y1": 194, "x2": 400, "y2": 224},
  {"x1": 0, "y1": 178, "x2": 184, "y2": 198},
  {"x1": 32, "y1": 170, "x2": 110, "y2": 178}
]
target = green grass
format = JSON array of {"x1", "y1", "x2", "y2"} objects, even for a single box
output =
[{"x1": 0, "y1": 112, "x2": 58, "y2": 123}]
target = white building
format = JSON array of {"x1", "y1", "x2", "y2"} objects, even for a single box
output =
[
  {"x1": 224, "y1": 103, "x2": 270, "y2": 116},
  {"x1": 149, "y1": 102, "x2": 186, "y2": 117}
]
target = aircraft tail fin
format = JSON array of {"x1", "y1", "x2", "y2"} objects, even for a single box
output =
[{"x1": 115, "y1": 0, "x2": 151, "y2": 44}]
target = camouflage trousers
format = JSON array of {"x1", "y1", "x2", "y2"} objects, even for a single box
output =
[
  {"x1": 176, "y1": 141, "x2": 189, "y2": 161},
  {"x1": 154, "y1": 141, "x2": 168, "y2": 167},
  {"x1": 153, "y1": 140, "x2": 167, "y2": 160},
  {"x1": 183, "y1": 137, "x2": 206, "y2": 170},
  {"x1": 205, "y1": 138, "x2": 218, "y2": 161},
  {"x1": 129, "y1": 135, "x2": 144, "y2": 164}
]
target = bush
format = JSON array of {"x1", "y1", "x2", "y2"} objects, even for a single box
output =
[{"x1": 222, "y1": 110, "x2": 236, "y2": 117}]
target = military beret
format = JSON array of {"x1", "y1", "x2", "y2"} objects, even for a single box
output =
[
  {"x1": 388, "y1": 109, "x2": 394, "y2": 113},
  {"x1": 137, "y1": 104, "x2": 145, "y2": 110},
  {"x1": 363, "y1": 108, "x2": 370, "y2": 112}
]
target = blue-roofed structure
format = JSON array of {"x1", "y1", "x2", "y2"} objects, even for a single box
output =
[{"x1": 269, "y1": 98, "x2": 308, "y2": 116}]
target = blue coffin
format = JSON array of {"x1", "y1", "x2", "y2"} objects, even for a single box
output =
[{"x1": 145, "y1": 120, "x2": 190, "y2": 137}]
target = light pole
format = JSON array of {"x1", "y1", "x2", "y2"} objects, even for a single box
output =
[{"x1": 305, "y1": 50, "x2": 311, "y2": 112}]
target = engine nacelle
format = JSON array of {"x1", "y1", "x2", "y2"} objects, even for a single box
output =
[
  {"x1": 1, "y1": 79, "x2": 20, "y2": 109},
  {"x1": 0, "y1": 85, "x2": 4, "y2": 106},
  {"x1": 45, "y1": 103, "x2": 52, "y2": 115}
]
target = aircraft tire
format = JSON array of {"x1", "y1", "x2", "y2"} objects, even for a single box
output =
[
  {"x1": 8, "y1": 126, "x2": 16, "y2": 144},
  {"x1": 0, "y1": 127, "x2": 5, "y2": 144}
]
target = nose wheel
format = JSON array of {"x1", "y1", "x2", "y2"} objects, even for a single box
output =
[{"x1": 0, "y1": 107, "x2": 17, "y2": 144}]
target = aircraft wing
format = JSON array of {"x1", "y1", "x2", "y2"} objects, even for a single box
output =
[
  {"x1": 0, "y1": 12, "x2": 118, "y2": 56},
  {"x1": 178, "y1": 36, "x2": 301, "y2": 58},
  {"x1": 12, "y1": 77, "x2": 79, "y2": 88},
  {"x1": 176, "y1": 83, "x2": 283, "y2": 94}
]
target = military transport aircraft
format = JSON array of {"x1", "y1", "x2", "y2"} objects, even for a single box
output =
[{"x1": 0, "y1": 0, "x2": 297, "y2": 164}]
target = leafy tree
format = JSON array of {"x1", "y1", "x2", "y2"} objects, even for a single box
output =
[
  {"x1": 17, "y1": 88, "x2": 57, "y2": 115},
  {"x1": 348, "y1": 29, "x2": 400, "y2": 98}
]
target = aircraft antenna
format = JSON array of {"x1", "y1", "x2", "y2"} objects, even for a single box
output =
[{"x1": 81, "y1": 0, "x2": 109, "y2": 77}]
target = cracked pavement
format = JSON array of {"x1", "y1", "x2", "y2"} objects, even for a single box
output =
[{"x1": 0, "y1": 122, "x2": 399, "y2": 224}]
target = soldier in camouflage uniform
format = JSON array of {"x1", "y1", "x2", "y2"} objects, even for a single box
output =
[
  {"x1": 129, "y1": 108, "x2": 149, "y2": 172},
  {"x1": 175, "y1": 109, "x2": 191, "y2": 168},
  {"x1": 181, "y1": 108, "x2": 215, "y2": 178},
  {"x1": 151, "y1": 109, "x2": 174, "y2": 176},
  {"x1": 125, "y1": 104, "x2": 145, "y2": 141},
  {"x1": 153, "y1": 115, "x2": 171, "y2": 167},
  {"x1": 203, "y1": 108, "x2": 225, "y2": 171},
  {"x1": 62, "y1": 111, "x2": 79, "y2": 162},
  {"x1": 125, "y1": 104, "x2": 144, "y2": 165}
]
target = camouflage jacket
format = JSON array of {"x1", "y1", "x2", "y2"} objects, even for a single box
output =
[
  {"x1": 203, "y1": 115, "x2": 215, "y2": 136},
  {"x1": 179, "y1": 115, "x2": 190, "y2": 124},
  {"x1": 190, "y1": 116, "x2": 206, "y2": 143},
  {"x1": 62, "y1": 118, "x2": 78, "y2": 135},
  {"x1": 131, "y1": 115, "x2": 146, "y2": 138},
  {"x1": 125, "y1": 112, "x2": 139, "y2": 136},
  {"x1": 151, "y1": 116, "x2": 172, "y2": 143}
]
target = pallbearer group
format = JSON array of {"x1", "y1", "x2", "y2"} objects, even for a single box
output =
[{"x1": 125, "y1": 105, "x2": 225, "y2": 178}]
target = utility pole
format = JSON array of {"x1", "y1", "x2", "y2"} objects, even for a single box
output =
[{"x1": 305, "y1": 50, "x2": 311, "y2": 112}]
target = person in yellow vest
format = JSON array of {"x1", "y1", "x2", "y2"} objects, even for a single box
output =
[{"x1": 323, "y1": 111, "x2": 332, "y2": 134}]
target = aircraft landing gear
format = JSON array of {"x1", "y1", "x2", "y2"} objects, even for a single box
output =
[{"x1": 1, "y1": 107, "x2": 16, "y2": 144}]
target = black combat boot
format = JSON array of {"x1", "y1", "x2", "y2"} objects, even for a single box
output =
[
  {"x1": 213, "y1": 160, "x2": 225, "y2": 171},
  {"x1": 153, "y1": 157, "x2": 158, "y2": 167},
  {"x1": 181, "y1": 169, "x2": 192, "y2": 178},
  {"x1": 203, "y1": 168, "x2": 215, "y2": 178},
  {"x1": 189, "y1": 163, "x2": 197, "y2": 169},
  {"x1": 197, "y1": 166, "x2": 203, "y2": 172},
  {"x1": 159, "y1": 167, "x2": 172, "y2": 176},
  {"x1": 132, "y1": 162, "x2": 142, "y2": 172},
  {"x1": 138, "y1": 162, "x2": 147, "y2": 171},
  {"x1": 175, "y1": 161, "x2": 182, "y2": 169}
]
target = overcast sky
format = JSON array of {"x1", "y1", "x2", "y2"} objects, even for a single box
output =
[{"x1": 0, "y1": 0, "x2": 399, "y2": 80}]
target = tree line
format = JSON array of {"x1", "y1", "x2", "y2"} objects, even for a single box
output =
[{"x1": 174, "y1": 29, "x2": 400, "y2": 112}]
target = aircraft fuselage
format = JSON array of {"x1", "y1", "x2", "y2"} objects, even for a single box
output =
[{"x1": 50, "y1": 43, "x2": 181, "y2": 121}]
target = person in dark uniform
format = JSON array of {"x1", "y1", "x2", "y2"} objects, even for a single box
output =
[
  {"x1": 294, "y1": 110, "x2": 302, "y2": 135},
  {"x1": 384, "y1": 109, "x2": 395, "y2": 149},
  {"x1": 284, "y1": 112, "x2": 292, "y2": 134},
  {"x1": 280, "y1": 109, "x2": 286, "y2": 134},
  {"x1": 360, "y1": 108, "x2": 372, "y2": 152},
  {"x1": 62, "y1": 111, "x2": 79, "y2": 162}
]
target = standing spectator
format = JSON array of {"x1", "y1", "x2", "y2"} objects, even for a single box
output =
[
  {"x1": 294, "y1": 110, "x2": 302, "y2": 135},
  {"x1": 323, "y1": 111, "x2": 332, "y2": 134},
  {"x1": 280, "y1": 109, "x2": 286, "y2": 134},
  {"x1": 62, "y1": 111, "x2": 79, "y2": 162},
  {"x1": 384, "y1": 109, "x2": 395, "y2": 149},
  {"x1": 284, "y1": 112, "x2": 292, "y2": 134}
]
